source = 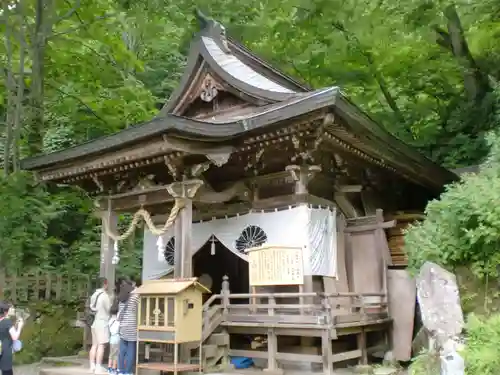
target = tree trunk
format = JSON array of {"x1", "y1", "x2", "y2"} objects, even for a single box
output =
[
  {"x1": 434, "y1": 5, "x2": 490, "y2": 101},
  {"x1": 3, "y1": 3, "x2": 15, "y2": 175},
  {"x1": 12, "y1": 16, "x2": 27, "y2": 172},
  {"x1": 26, "y1": 0, "x2": 54, "y2": 157}
]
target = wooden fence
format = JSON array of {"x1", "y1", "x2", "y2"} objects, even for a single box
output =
[{"x1": 0, "y1": 271, "x2": 92, "y2": 303}]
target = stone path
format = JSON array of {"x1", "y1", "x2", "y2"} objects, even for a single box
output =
[
  {"x1": 14, "y1": 360, "x2": 408, "y2": 375},
  {"x1": 14, "y1": 356, "x2": 87, "y2": 375},
  {"x1": 14, "y1": 363, "x2": 42, "y2": 375}
]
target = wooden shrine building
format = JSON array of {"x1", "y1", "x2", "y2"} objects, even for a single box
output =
[{"x1": 21, "y1": 12, "x2": 457, "y2": 373}]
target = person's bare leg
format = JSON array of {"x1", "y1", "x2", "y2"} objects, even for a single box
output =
[
  {"x1": 89, "y1": 343, "x2": 97, "y2": 370},
  {"x1": 96, "y1": 344, "x2": 105, "y2": 367}
]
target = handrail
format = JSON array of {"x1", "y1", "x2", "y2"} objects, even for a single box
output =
[
  {"x1": 213, "y1": 291, "x2": 386, "y2": 299},
  {"x1": 199, "y1": 290, "x2": 388, "y2": 340},
  {"x1": 203, "y1": 294, "x2": 221, "y2": 310}
]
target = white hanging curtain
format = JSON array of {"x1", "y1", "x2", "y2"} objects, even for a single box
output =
[{"x1": 143, "y1": 206, "x2": 337, "y2": 281}]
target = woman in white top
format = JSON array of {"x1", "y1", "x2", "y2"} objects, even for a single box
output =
[{"x1": 89, "y1": 278, "x2": 111, "y2": 374}]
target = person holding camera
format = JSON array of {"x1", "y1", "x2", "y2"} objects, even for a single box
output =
[{"x1": 0, "y1": 301, "x2": 24, "y2": 375}]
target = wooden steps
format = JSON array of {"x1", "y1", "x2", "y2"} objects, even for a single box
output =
[{"x1": 203, "y1": 332, "x2": 230, "y2": 372}]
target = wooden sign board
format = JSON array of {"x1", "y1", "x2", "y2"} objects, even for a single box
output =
[{"x1": 247, "y1": 245, "x2": 304, "y2": 286}]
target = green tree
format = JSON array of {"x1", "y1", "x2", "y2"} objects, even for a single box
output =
[{"x1": 405, "y1": 127, "x2": 500, "y2": 279}]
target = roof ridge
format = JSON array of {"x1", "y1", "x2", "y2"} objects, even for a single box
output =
[{"x1": 193, "y1": 9, "x2": 309, "y2": 92}]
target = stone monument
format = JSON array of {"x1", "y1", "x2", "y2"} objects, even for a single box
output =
[{"x1": 416, "y1": 262, "x2": 465, "y2": 375}]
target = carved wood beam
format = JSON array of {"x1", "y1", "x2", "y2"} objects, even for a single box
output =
[
  {"x1": 108, "y1": 190, "x2": 175, "y2": 212},
  {"x1": 42, "y1": 150, "x2": 183, "y2": 182},
  {"x1": 167, "y1": 179, "x2": 204, "y2": 200},
  {"x1": 285, "y1": 164, "x2": 322, "y2": 194},
  {"x1": 197, "y1": 181, "x2": 252, "y2": 204},
  {"x1": 102, "y1": 180, "x2": 252, "y2": 212},
  {"x1": 40, "y1": 135, "x2": 233, "y2": 183},
  {"x1": 163, "y1": 136, "x2": 233, "y2": 167}
]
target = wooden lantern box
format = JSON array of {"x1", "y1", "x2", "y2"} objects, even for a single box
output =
[{"x1": 134, "y1": 278, "x2": 210, "y2": 374}]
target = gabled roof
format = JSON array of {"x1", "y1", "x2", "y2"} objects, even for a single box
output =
[
  {"x1": 19, "y1": 12, "x2": 458, "y2": 191},
  {"x1": 135, "y1": 278, "x2": 210, "y2": 295},
  {"x1": 21, "y1": 88, "x2": 337, "y2": 170},
  {"x1": 160, "y1": 11, "x2": 309, "y2": 116}
]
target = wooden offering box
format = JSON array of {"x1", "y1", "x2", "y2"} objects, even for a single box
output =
[{"x1": 135, "y1": 278, "x2": 210, "y2": 374}]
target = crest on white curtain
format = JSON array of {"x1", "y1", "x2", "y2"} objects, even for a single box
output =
[
  {"x1": 235, "y1": 225, "x2": 268, "y2": 253},
  {"x1": 143, "y1": 206, "x2": 337, "y2": 280}
]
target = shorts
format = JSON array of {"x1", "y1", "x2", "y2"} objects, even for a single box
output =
[
  {"x1": 109, "y1": 344, "x2": 119, "y2": 361},
  {"x1": 91, "y1": 325, "x2": 110, "y2": 345}
]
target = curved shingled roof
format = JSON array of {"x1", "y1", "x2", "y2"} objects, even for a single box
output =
[
  {"x1": 21, "y1": 88, "x2": 338, "y2": 170},
  {"x1": 161, "y1": 14, "x2": 309, "y2": 116},
  {"x1": 20, "y1": 11, "x2": 458, "y2": 191}
]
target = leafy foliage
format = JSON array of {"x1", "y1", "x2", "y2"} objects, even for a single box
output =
[
  {"x1": 404, "y1": 131, "x2": 500, "y2": 279},
  {"x1": 1, "y1": 0, "x2": 500, "y2": 282},
  {"x1": 464, "y1": 313, "x2": 500, "y2": 375},
  {"x1": 0, "y1": 0, "x2": 499, "y2": 363},
  {"x1": 0, "y1": 172, "x2": 62, "y2": 271},
  {"x1": 13, "y1": 301, "x2": 83, "y2": 365}
]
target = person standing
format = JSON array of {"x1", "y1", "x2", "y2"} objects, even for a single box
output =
[
  {"x1": 117, "y1": 281, "x2": 139, "y2": 375},
  {"x1": 0, "y1": 301, "x2": 24, "y2": 375},
  {"x1": 89, "y1": 278, "x2": 111, "y2": 374},
  {"x1": 107, "y1": 301, "x2": 120, "y2": 374}
]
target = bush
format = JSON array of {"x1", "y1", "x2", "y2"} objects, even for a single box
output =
[
  {"x1": 404, "y1": 132, "x2": 500, "y2": 281},
  {"x1": 14, "y1": 301, "x2": 83, "y2": 365},
  {"x1": 464, "y1": 313, "x2": 500, "y2": 375}
]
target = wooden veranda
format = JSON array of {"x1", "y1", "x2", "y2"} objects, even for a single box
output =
[{"x1": 198, "y1": 276, "x2": 390, "y2": 373}]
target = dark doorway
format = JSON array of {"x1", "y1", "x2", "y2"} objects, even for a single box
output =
[{"x1": 193, "y1": 238, "x2": 249, "y2": 297}]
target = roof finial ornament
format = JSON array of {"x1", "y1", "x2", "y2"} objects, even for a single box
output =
[
  {"x1": 195, "y1": 8, "x2": 210, "y2": 31},
  {"x1": 193, "y1": 8, "x2": 231, "y2": 54}
]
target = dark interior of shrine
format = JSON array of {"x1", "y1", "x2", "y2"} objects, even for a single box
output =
[{"x1": 193, "y1": 238, "x2": 249, "y2": 300}]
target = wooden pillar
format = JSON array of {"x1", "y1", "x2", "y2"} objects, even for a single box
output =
[
  {"x1": 220, "y1": 276, "x2": 231, "y2": 370},
  {"x1": 100, "y1": 199, "x2": 117, "y2": 286},
  {"x1": 174, "y1": 198, "x2": 193, "y2": 278},
  {"x1": 286, "y1": 164, "x2": 320, "y2": 348},
  {"x1": 265, "y1": 296, "x2": 279, "y2": 373},
  {"x1": 167, "y1": 179, "x2": 203, "y2": 279},
  {"x1": 321, "y1": 295, "x2": 333, "y2": 375},
  {"x1": 357, "y1": 328, "x2": 368, "y2": 365},
  {"x1": 286, "y1": 164, "x2": 321, "y2": 294}
]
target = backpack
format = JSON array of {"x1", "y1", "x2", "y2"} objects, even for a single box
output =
[{"x1": 86, "y1": 291, "x2": 104, "y2": 327}]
